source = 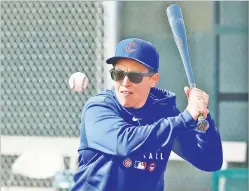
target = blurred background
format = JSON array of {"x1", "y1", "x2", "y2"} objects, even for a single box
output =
[{"x1": 1, "y1": 1, "x2": 248, "y2": 191}]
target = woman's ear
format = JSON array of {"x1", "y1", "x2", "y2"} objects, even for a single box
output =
[{"x1": 150, "y1": 73, "x2": 159, "y2": 87}]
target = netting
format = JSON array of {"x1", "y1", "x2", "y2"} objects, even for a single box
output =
[{"x1": 1, "y1": 1, "x2": 105, "y2": 189}]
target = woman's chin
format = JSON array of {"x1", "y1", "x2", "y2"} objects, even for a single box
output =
[{"x1": 120, "y1": 101, "x2": 133, "y2": 108}]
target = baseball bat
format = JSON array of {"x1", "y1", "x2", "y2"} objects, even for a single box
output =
[{"x1": 166, "y1": 4, "x2": 209, "y2": 131}]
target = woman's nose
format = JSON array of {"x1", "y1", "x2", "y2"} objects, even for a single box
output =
[{"x1": 121, "y1": 75, "x2": 131, "y2": 86}]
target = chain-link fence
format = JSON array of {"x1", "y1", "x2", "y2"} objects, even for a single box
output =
[{"x1": 1, "y1": 1, "x2": 105, "y2": 190}]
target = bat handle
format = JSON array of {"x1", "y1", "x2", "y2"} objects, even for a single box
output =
[
  {"x1": 197, "y1": 114, "x2": 209, "y2": 132},
  {"x1": 189, "y1": 86, "x2": 209, "y2": 132}
]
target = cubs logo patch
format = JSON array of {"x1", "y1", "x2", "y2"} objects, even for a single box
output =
[
  {"x1": 126, "y1": 42, "x2": 136, "y2": 52},
  {"x1": 123, "y1": 158, "x2": 132, "y2": 168},
  {"x1": 148, "y1": 162, "x2": 156, "y2": 172}
]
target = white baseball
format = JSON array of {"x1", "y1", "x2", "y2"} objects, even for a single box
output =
[{"x1": 68, "y1": 72, "x2": 89, "y2": 92}]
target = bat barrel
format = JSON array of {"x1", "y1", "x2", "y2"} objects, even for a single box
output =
[
  {"x1": 166, "y1": 4, "x2": 196, "y2": 88},
  {"x1": 166, "y1": 4, "x2": 183, "y2": 20}
]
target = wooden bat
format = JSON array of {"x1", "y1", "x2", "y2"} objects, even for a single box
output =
[{"x1": 166, "y1": 4, "x2": 209, "y2": 131}]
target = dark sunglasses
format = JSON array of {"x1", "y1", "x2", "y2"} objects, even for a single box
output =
[{"x1": 109, "y1": 69, "x2": 155, "y2": 84}]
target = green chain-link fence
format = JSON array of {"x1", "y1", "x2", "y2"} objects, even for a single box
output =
[{"x1": 1, "y1": 1, "x2": 105, "y2": 189}]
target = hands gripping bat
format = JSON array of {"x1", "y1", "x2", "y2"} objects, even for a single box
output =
[{"x1": 166, "y1": 4, "x2": 209, "y2": 131}]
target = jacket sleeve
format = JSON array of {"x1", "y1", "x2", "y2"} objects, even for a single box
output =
[
  {"x1": 172, "y1": 110, "x2": 223, "y2": 172},
  {"x1": 80, "y1": 97, "x2": 197, "y2": 157}
]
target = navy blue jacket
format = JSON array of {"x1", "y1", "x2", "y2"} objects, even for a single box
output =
[{"x1": 71, "y1": 87, "x2": 223, "y2": 191}]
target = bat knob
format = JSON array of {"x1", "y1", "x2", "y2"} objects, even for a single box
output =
[{"x1": 196, "y1": 115, "x2": 209, "y2": 132}]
